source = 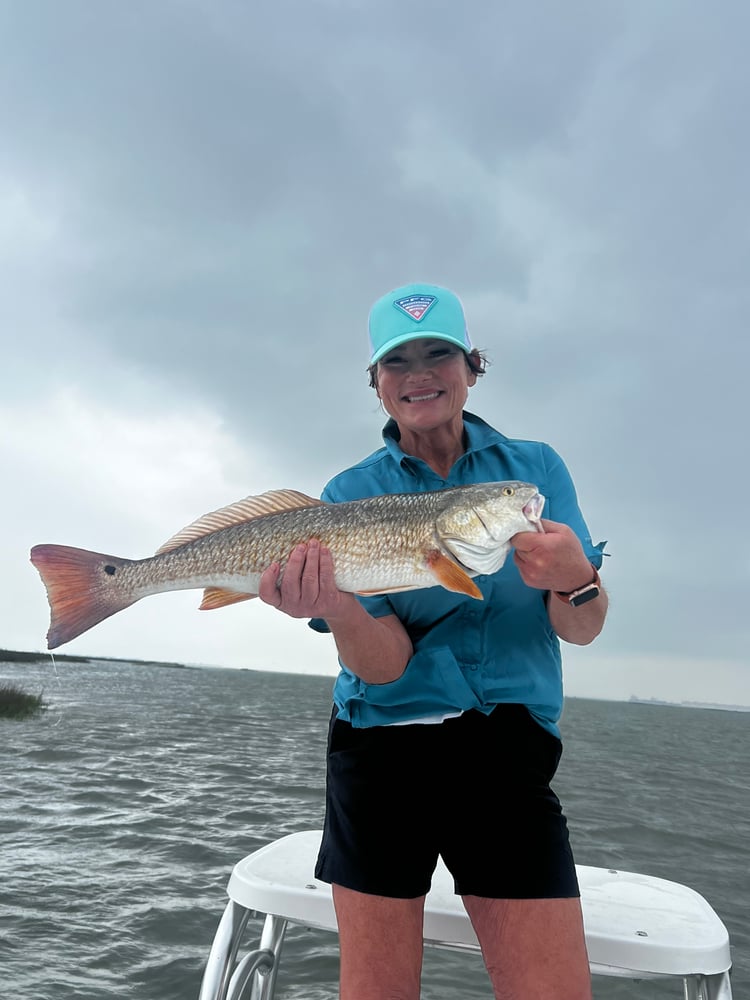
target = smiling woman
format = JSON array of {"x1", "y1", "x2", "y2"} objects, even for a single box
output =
[
  {"x1": 370, "y1": 339, "x2": 483, "y2": 479},
  {"x1": 256, "y1": 281, "x2": 609, "y2": 1000}
]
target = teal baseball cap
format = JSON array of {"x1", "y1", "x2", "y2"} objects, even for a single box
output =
[{"x1": 368, "y1": 282, "x2": 473, "y2": 364}]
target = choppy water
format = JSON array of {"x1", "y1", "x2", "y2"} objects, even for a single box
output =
[{"x1": 1, "y1": 657, "x2": 747, "y2": 999}]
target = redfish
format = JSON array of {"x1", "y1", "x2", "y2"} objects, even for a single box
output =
[{"x1": 30, "y1": 482, "x2": 544, "y2": 649}]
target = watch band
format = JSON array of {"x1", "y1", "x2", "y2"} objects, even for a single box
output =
[{"x1": 554, "y1": 566, "x2": 601, "y2": 607}]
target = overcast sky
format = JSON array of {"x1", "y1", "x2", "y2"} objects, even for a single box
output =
[{"x1": 2, "y1": 0, "x2": 748, "y2": 706}]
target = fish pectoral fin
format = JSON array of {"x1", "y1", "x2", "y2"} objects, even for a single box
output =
[
  {"x1": 199, "y1": 587, "x2": 258, "y2": 610},
  {"x1": 426, "y1": 550, "x2": 483, "y2": 600}
]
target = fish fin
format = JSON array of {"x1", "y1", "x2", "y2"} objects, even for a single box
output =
[
  {"x1": 29, "y1": 545, "x2": 137, "y2": 649},
  {"x1": 426, "y1": 550, "x2": 483, "y2": 600},
  {"x1": 199, "y1": 587, "x2": 257, "y2": 610},
  {"x1": 155, "y1": 490, "x2": 325, "y2": 554},
  {"x1": 355, "y1": 585, "x2": 424, "y2": 596}
]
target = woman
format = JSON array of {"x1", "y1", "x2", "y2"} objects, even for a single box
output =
[{"x1": 259, "y1": 282, "x2": 607, "y2": 1000}]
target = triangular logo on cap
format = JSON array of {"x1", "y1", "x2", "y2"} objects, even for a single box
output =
[{"x1": 394, "y1": 294, "x2": 437, "y2": 322}]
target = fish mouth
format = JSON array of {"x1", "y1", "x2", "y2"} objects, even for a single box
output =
[{"x1": 523, "y1": 493, "x2": 546, "y2": 531}]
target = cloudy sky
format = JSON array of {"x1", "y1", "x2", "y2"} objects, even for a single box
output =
[{"x1": 2, "y1": 0, "x2": 748, "y2": 706}]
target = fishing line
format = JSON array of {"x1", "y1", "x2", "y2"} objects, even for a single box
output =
[{"x1": 45, "y1": 649, "x2": 64, "y2": 726}]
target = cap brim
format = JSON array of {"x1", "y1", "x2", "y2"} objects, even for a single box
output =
[{"x1": 370, "y1": 331, "x2": 471, "y2": 365}]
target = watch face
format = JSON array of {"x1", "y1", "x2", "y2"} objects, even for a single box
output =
[{"x1": 570, "y1": 585, "x2": 600, "y2": 607}]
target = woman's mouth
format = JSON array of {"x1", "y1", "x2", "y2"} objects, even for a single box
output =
[{"x1": 404, "y1": 391, "x2": 441, "y2": 403}]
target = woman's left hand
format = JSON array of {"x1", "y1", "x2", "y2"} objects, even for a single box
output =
[
  {"x1": 512, "y1": 519, "x2": 608, "y2": 644},
  {"x1": 510, "y1": 519, "x2": 595, "y2": 594}
]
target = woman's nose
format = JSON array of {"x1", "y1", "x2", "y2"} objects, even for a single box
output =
[{"x1": 404, "y1": 356, "x2": 433, "y2": 375}]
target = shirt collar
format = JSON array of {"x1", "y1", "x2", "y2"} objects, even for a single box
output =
[{"x1": 381, "y1": 410, "x2": 507, "y2": 468}]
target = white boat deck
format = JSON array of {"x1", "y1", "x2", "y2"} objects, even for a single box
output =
[{"x1": 199, "y1": 830, "x2": 733, "y2": 999}]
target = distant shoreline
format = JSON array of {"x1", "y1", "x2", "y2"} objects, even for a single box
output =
[
  {"x1": 627, "y1": 694, "x2": 750, "y2": 713},
  {"x1": 0, "y1": 647, "x2": 190, "y2": 671},
  {"x1": 3, "y1": 649, "x2": 748, "y2": 712}
]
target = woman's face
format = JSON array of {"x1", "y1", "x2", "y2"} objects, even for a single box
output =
[{"x1": 375, "y1": 338, "x2": 477, "y2": 434}]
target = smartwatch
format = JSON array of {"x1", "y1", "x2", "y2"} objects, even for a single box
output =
[{"x1": 554, "y1": 566, "x2": 601, "y2": 608}]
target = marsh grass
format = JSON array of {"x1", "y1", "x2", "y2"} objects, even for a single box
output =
[{"x1": 0, "y1": 682, "x2": 46, "y2": 720}]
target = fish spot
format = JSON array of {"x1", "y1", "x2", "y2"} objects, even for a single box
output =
[{"x1": 104, "y1": 565, "x2": 117, "y2": 576}]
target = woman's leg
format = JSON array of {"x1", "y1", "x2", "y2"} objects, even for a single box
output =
[
  {"x1": 462, "y1": 895, "x2": 592, "y2": 1000},
  {"x1": 333, "y1": 884, "x2": 426, "y2": 1000}
]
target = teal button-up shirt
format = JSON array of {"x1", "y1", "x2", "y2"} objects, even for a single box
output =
[{"x1": 311, "y1": 412, "x2": 605, "y2": 736}]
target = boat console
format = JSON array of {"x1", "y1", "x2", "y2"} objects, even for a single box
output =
[{"x1": 199, "y1": 830, "x2": 733, "y2": 1000}]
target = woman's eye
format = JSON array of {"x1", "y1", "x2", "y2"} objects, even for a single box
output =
[{"x1": 380, "y1": 347, "x2": 456, "y2": 367}]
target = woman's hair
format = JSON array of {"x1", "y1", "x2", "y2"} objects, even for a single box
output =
[{"x1": 367, "y1": 348, "x2": 489, "y2": 390}]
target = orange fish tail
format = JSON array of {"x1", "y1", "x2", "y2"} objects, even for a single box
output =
[{"x1": 29, "y1": 545, "x2": 137, "y2": 649}]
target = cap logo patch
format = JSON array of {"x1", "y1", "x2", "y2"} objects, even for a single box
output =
[{"x1": 393, "y1": 294, "x2": 437, "y2": 322}]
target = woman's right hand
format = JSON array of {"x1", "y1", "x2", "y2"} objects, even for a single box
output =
[
  {"x1": 258, "y1": 538, "x2": 414, "y2": 684},
  {"x1": 258, "y1": 538, "x2": 358, "y2": 621}
]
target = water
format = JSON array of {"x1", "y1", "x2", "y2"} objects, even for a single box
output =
[{"x1": 1, "y1": 657, "x2": 747, "y2": 999}]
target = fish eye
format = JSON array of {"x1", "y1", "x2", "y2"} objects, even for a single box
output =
[{"x1": 502, "y1": 487, "x2": 515, "y2": 497}]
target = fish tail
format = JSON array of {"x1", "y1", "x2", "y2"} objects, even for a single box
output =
[{"x1": 30, "y1": 545, "x2": 137, "y2": 649}]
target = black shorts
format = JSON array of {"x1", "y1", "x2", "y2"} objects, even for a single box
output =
[{"x1": 315, "y1": 703, "x2": 579, "y2": 900}]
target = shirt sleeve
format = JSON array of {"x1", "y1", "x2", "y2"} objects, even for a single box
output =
[{"x1": 541, "y1": 443, "x2": 607, "y2": 568}]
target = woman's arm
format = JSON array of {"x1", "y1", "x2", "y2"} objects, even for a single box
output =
[
  {"x1": 511, "y1": 519, "x2": 608, "y2": 645},
  {"x1": 258, "y1": 538, "x2": 413, "y2": 683}
]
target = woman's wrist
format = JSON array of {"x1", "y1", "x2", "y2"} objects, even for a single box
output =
[{"x1": 553, "y1": 566, "x2": 601, "y2": 607}]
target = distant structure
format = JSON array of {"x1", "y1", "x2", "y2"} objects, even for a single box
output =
[{"x1": 628, "y1": 695, "x2": 750, "y2": 713}]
